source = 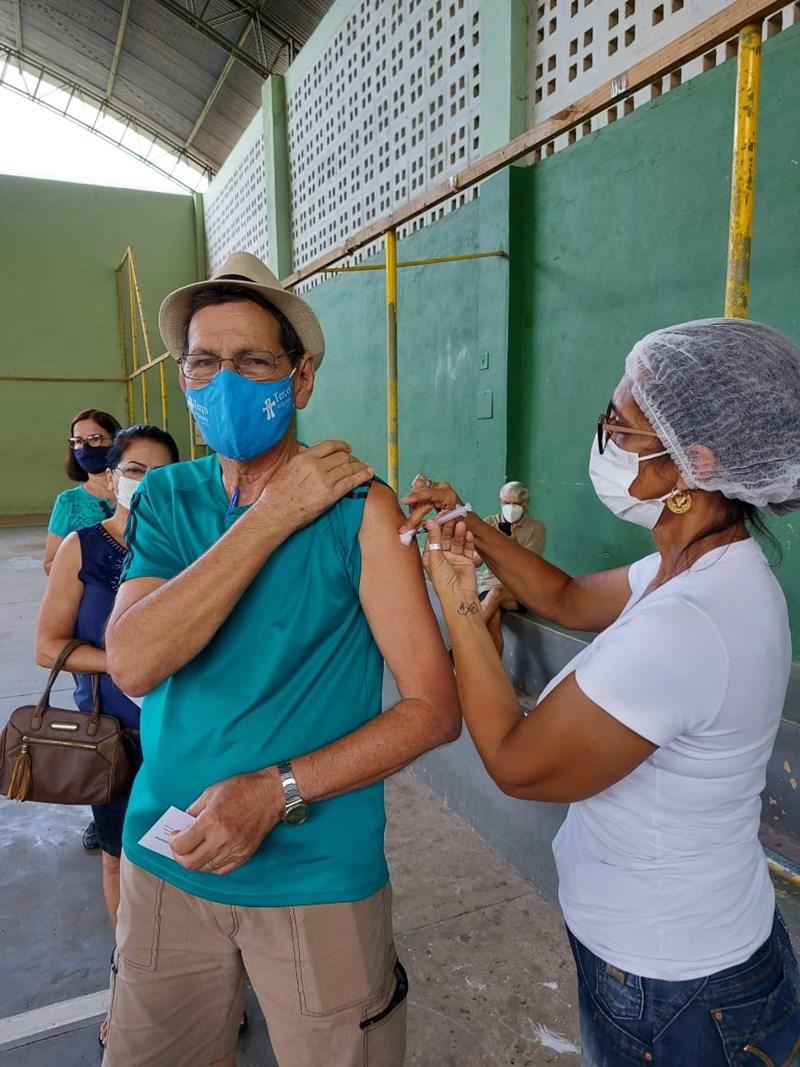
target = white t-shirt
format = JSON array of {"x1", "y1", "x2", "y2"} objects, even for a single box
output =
[{"x1": 548, "y1": 538, "x2": 791, "y2": 980}]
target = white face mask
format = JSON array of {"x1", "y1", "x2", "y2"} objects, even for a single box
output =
[
  {"x1": 501, "y1": 503, "x2": 524, "y2": 524},
  {"x1": 115, "y1": 475, "x2": 141, "y2": 511},
  {"x1": 589, "y1": 437, "x2": 671, "y2": 529}
]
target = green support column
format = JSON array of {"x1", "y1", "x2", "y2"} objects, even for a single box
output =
[
  {"x1": 192, "y1": 191, "x2": 207, "y2": 280},
  {"x1": 476, "y1": 1, "x2": 526, "y2": 492},
  {"x1": 478, "y1": 0, "x2": 529, "y2": 154},
  {"x1": 262, "y1": 75, "x2": 294, "y2": 279}
]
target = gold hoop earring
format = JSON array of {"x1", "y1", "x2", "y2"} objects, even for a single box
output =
[{"x1": 666, "y1": 488, "x2": 692, "y2": 515}]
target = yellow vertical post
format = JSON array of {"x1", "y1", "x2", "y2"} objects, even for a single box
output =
[
  {"x1": 385, "y1": 227, "x2": 399, "y2": 491},
  {"x1": 129, "y1": 252, "x2": 155, "y2": 364},
  {"x1": 128, "y1": 248, "x2": 169, "y2": 429},
  {"x1": 158, "y1": 363, "x2": 169, "y2": 430},
  {"x1": 129, "y1": 260, "x2": 148, "y2": 422},
  {"x1": 116, "y1": 264, "x2": 134, "y2": 423},
  {"x1": 725, "y1": 24, "x2": 762, "y2": 319}
]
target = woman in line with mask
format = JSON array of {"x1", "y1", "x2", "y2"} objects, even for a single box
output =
[
  {"x1": 36, "y1": 426, "x2": 179, "y2": 933},
  {"x1": 44, "y1": 408, "x2": 122, "y2": 853},
  {"x1": 402, "y1": 319, "x2": 800, "y2": 1065},
  {"x1": 43, "y1": 408, "x2": 122, "y2": 575},
  {"x1": 476, "y1": 480, "x2": 545, "y2": 655}
]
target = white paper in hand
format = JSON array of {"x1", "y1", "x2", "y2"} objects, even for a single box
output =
[{"x1": 138, "y1": 806, "x2": 196, "y2": 860}]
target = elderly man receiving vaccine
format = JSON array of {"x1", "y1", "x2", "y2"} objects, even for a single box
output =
[{"x1": 102, "y1": 252, "x2": 459, "y2": 1067}]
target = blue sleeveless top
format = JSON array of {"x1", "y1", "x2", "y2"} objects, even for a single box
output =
[
  {"x1": 74, "y1": 524, "x2": 140, "y2": 731},
  {"x1": 119, "y1": 455, "x2": 388, "y2": 907}
]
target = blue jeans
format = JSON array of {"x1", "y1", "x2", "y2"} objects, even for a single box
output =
[
  {"x1": 91, "y1": 735, "x2": 142, "y2": 858},
  {"x1": 568, "y1": 913, "x2": 800, "y2": 1066}
]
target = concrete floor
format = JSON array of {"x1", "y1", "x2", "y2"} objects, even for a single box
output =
[{"x1": 0, "y1": 527, "x2": 581, "y2": 1066}]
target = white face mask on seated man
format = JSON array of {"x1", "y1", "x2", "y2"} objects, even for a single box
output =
[{"x1": 501, "y1": 503, "x2": 524, "y2": 524}]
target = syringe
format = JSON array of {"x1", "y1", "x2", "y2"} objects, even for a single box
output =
[{"x1": 399, "y1": 503, "x2": 473, "y2": 546}]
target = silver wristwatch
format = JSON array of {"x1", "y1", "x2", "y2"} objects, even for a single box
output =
[{"x1": 276, "y1": 760, "x2": 309, "y2": 826}]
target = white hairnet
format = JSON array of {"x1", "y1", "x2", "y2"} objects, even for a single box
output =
[{"x1": 626, "y1": 318, "x2": 800, "y2": 514}]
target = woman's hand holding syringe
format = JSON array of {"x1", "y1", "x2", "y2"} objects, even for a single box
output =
[{"x1": 399, "y1": 503, "x2": 473, "y2": 546}]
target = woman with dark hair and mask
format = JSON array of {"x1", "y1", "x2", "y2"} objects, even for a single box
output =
[
  {"x1": 36, "y1": 426, "x2": 179, "y2": 941},
  {"x1": 43, "y1": 408, "x2": 122, "y2": 575},
  {"x1": 402, "y1": 318, "x2": 800, "y2": 1066}
]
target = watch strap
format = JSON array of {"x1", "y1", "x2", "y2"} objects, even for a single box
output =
[{"x1": 277, "y1": 759, "x2": 304, "y2": 808}]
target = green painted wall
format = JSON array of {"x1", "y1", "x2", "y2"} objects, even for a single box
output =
[
  {"x1": 508, "y1": 25, "x2": 800, "y2": 654},
  {"x1": 298, "y1": 174, "x2": 513, "y2": 519},
  {"x1": 0, "y1": 175, "x2": 198, "y2": 519},
  {"x1": 295, "y1": 23, "x2": 800, "y2": 656}
]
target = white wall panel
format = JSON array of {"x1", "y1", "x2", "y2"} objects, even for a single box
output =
[
  {"x1": 204, "y1": 116, "x2": 270, "y2": 274},
  {"x1": 286, "y1": 0, "x2": 482, "y2": 272}
]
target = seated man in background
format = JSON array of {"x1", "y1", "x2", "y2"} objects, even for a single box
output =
[{"x1": 477, "y1": 481, "x2": 545, "y2": 654}]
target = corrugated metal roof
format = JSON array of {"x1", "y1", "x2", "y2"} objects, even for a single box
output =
[{"x1": 0, "y1": 0, "x2": 334, "y2": 173}]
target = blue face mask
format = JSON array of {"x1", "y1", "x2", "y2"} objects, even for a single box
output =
[
  {"x1": 186, "y1": 369, "x2": 296, "y2": 462},
  {"x1": 74, "y1": 445, "x2": 112, "y2": 474}
]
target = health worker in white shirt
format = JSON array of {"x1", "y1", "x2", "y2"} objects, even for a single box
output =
[{"x1": 401, "y1": 318, "x2": 800, "y2": 1067}]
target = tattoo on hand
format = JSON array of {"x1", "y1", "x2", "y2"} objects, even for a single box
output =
[{"x1": 457, "y1": 601, "x2": 479, "y2": 615}]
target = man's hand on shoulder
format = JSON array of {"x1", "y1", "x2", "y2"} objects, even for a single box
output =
[{"x1": 255, "y1": 440, "x2": 373, "y2": 536}]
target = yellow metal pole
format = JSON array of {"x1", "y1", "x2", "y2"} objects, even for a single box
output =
[
  {"x1": 115, "y1": 262, "x2": 134, "y2": 423},
  {"x1": 385, "y1": 228, "x2": 399, "y2": 492},
  {"x1": 158, "y1": 362, "x2": 169, "y2": 430},
  {"x1": 129, "y1": 260, "x2": 148, "y2": 422},
  {"x1": 322, "y1": 250, "x2": 507, "y2": 274},
  {"x1": 724, "y1": 24, "x2": 762, "y2": 318},
  {"x1": 128, "y1": 252, "x2": 155, "y2": 364},
  {"x1": 129, "y1": 250, "x2": 170, "y2": 428},
  {"x1": 127, "y1": 251, "x2": 159, "y2": 425}
]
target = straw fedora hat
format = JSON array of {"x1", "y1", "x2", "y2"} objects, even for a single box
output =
[{"x1": 159, "y1": 251, "x2": 326, "y2": 369}]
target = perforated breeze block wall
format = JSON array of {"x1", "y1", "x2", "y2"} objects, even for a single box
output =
[
  {"x1": 203, "y1": 111, "x2": 270, "y2": 274},
  {"x1": 509, "y1": 24, "x2": 800, "y2": 652},
  {"x1": 286, "y1": 0, "x2": 481, "y2": 271},
  {"x1": 528, "y1": 0, "x2": 800, "y2": 153}
]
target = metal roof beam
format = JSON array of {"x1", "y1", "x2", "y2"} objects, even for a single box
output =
[
  {"x1": 228, "y1": 0, "x2": 299, "y2": 59},
  {"x1": 251, "y1": 8, "x2": 267, "y2": 66},
  {"x1": 149, "y1": 0, "x2": 272, "y2": 79},
  {"x1": 106, "y1": 0, "x2": 131, "y2": 101},
  {"x1": 185, "y1": 16, "x2": 253, "y2": 148},
  {"x1": 13, "y1": 0, "x2": 23, "y2": 52},
  {"x1": 205, "y1": 10, "x2": 248, "y2": 29}
]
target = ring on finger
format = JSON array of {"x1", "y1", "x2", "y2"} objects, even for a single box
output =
[{"x1": 428, "y1": 544, "x2": 444, "y2": 552}]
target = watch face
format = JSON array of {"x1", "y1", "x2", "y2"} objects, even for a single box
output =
[{"x1": 284, "y1": 802, "x2": 309, "y2": 826}]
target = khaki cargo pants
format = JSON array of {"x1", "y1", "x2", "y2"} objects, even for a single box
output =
[{"x1": 103, "y1": 855, "x2": 408, "y2": 1067}]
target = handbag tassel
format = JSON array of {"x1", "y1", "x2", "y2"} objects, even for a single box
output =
[{"x1": 8, "y1": 741, "x2": 32, "y2": 802}]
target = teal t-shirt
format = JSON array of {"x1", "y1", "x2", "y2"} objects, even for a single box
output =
[
  {"x1": 48, "y1": 485, "x2": 114, "y2": 536},
  {"x1": 120, "y1": 455, "x2": 388, "y2": 907}
]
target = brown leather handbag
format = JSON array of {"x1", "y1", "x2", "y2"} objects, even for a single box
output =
[{"x1": 0, "y1": 639, "x2": 132, "y2": 805}]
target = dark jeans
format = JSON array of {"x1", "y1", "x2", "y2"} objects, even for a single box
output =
[
  {"x1": 91, "y1": 735, "x2": 142, "y2": 858},
  {"x1": 568, "y1": 912, "x2": 800, "y2": 1066}
]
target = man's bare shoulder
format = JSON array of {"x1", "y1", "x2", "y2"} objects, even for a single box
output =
[
  {"x1": 359, "y1": 480, "x2": 405, "y2": 540},
  {"x1": 357, "y1": 479, "x2": 432, "y2": 607}
]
